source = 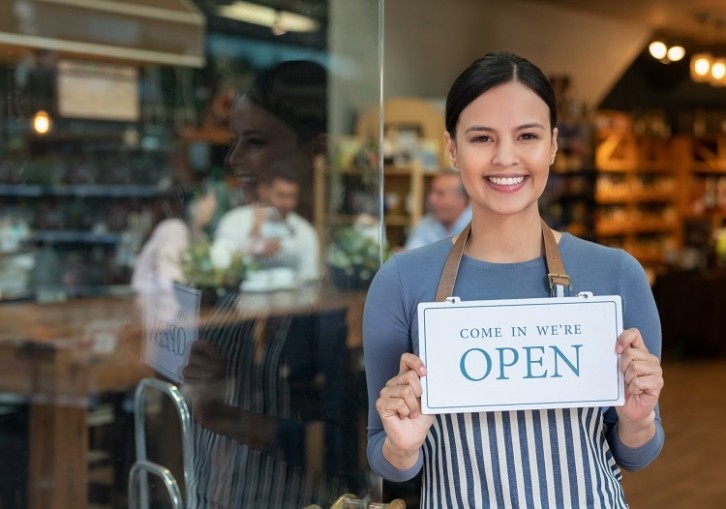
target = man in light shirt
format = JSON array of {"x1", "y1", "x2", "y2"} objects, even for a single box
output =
[
  {"x1": 405, "y1": 170, "x2": 472, "y2": 250},
  {"x1": 213, "y1": 174, "x2": 319, "y2": 286}
]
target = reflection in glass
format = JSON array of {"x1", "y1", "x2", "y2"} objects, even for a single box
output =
[{"x1": 0, "y1": 1, "x2": 383, "y2": 508}]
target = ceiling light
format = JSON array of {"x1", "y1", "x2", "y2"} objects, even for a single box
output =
[
  {"x1": 691, "y1": 53, "x2": 712, "y2": 82},
  {"x1": 648, "y1": 41, "x2": 668, "y2": 60},
  {"x1": 217, "y1": 1, "x2": 319, "y2": 33},
  {"x1": 666, "y1": 45, "x2": 685, "y2": 62},
  {"x1": 31, "y1": 110, "x2": 52, "y2": 135},
  {"x1": 710, "y1": 59, "x2": 726, "y2": 81},
  {"x1": 711, "y1": 58, "x2": 726, "y2": 87}
]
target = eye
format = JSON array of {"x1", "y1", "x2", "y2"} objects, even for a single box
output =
[
  {"x1": 243, "y1": 136, "x2": 266, "y2": 147},
  {"x1": 470, "y1": 134, "x2": 491, "y2": 143},
  {"x1": 519, "y1": 132, "x2": 540, "y2": 141}
]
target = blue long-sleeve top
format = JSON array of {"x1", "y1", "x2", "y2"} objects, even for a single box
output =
[{"x1": 363, "y1": 233, "x2": 664, "y2": 507}]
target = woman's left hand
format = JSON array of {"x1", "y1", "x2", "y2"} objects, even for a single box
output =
[{"x1": 615, "y1": 328, "x2": 664, "y2": 435}]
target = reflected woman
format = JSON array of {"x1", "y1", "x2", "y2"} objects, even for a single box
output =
[{"x1": 182, "y1": 60, "x2": 356, "y2": 508}]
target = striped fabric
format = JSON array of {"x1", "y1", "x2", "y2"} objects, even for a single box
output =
[
  {"x1": 189, "y1": 295, "x2": 346, "y2": 508},
  {"x1": 420, "y1": 408, "x2": 628, "y2": 509}
]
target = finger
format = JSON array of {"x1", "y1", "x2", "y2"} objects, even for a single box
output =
[
  {"x1": 626, "y1": 374, "x2": 662, "y2": 396},
  {"x1": 378, "y1": 385, "x2": 422, "y2": 419},
  {"x1": 381, "y1": 369, "x2": 424, "y2": 417},
  {"x1": 621, "y1": 352, "x2": 660, "y2": 380},
  {"x1": 616, "y1": 328, "x2": 648, "y2": 354},
  {"x1": 626, "y1": 374, "x2": 663, "y2": 396},
  {"x1": 399, "y1": 352, "x2": 427, "y2": 377},
  {"x1": 624, "y1": 362, "x2": 664, "y2": 389},
  {"x1": 623, "y1": 354, "x2": 661, "y2": 379},
  {"x1": 384, "y1": 371, "x2": 424, "y2": 397}
]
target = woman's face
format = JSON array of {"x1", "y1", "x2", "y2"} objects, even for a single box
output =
[
  {"x1": 225, "y1": 96, "x2": 307, "y2": 198},
  {"x1": 445, "y1": 81, "x2": 557, "y2": 220}
]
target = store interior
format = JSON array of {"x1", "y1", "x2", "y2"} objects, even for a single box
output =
[{"x1": 0, "y1": 0, "x2": 725, "y2": 508}]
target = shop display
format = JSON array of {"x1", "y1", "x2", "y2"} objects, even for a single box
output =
[{"x1": 319, "y1": 98, "x2": 449, "y2": 249}]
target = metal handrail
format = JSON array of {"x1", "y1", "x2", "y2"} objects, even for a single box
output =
[
  {"x1": 128, "y1": 460, "x2": 183, "y2": 509},
  {"x1": 129, "y1": 378, "x2": 196, "y2": 509}
]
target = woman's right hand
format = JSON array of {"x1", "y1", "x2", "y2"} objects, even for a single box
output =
[{"x1": 375, "y1": 353, "x2": 435, "y2": 468}]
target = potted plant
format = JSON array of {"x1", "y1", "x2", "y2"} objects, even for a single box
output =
[
  {"x1": 179, "y1": 241, "x2": 250, "y2": 306},
  {"x1": 327, "y1": 223, "x2": 388, "y2": 290}
]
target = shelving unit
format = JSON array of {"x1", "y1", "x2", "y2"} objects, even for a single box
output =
[
  {"x1": 176, "y1": 126, "x2": 231, "y2": 184},
  {"x1": 0, "y1": 127, "x2": 169, "y2": 293},
  {"x1": 541, "y1": 114, "x2": 597, "y2": 239},
  {"x1": 594, "y1": 112, "x2": 681, "y2": 272},
  {"x1": 317, "y1": 98, "x2": 448, "y2": 249}
]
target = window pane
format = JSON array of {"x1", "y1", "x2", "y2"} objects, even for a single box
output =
[{"x1": 0, "y1": 1, "x2": 383, "y2": 508}]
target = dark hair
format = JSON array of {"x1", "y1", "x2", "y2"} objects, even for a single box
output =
[
  {"x1": 246, "y1": 60, "x2": 328, "y2": 144},
  {"x1": 160, "y1": 179, "x2": 211, "y2": 222},
  {"x1": 445, "y1": 51, "x2": 557, "y2": 136}
]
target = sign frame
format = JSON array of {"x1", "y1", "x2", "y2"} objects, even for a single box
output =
[{"x1": 417, "y1": 294, "x2": 624, "y2": 414}]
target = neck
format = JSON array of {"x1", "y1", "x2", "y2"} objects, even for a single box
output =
[{"x1": 464, "y1": 210, "x2": 545, "y2": 263}]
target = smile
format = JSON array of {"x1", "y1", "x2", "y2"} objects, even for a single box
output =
[{"x1": 487, "y1": 176, "x2": 525, "y2": 186}]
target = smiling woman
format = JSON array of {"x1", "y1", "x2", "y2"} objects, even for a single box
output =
[{"x1": 364, "y1": 51, "x2": 665, "y2": 509}]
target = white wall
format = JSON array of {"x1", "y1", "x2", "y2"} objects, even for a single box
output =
[{"x1": 384, "y1": 0, "x2": 651, "y2": 108}]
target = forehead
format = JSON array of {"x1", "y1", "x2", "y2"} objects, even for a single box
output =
[
  {"x1": 232, "y1": 96, "x2": 296, "y2": 137},
  {"x1": 457, "y1": 81, "x2": 550, "y2": 129},
  {"x1": 432, "y1": 174, "x2": 460, "y2": 190}
]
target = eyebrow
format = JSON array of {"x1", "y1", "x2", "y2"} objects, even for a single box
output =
[
  {"x1": 237, "y1": 129, "x2": 266, "y2": 137},
  {"x1": 464, "y1": 122, "x2": 547, "y2": 133}
]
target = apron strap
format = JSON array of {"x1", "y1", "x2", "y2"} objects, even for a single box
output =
[{"x1": 434, "y1": 219, "x2": 571, "y2": 302}]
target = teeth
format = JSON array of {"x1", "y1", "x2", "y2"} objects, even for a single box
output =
[{"x1": 488, "y1": 176, "x2": 525, "y2": 186}]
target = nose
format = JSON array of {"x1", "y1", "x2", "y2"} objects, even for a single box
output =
[
  {"x1": 492, "y1": 139, "x2": 519, "y2": 167},
  {"x1": 224, "y1": 139, "x2": 243, "y2": 173}
]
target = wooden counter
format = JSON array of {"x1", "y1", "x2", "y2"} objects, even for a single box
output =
[{"x1": 0, "y1": 284, "x2": 367, "y2": 509}]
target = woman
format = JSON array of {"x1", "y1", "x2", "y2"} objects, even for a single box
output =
[
  {"x1": 363, "y1": 52, "x2": 664, "y2": 508},
  {"x1": 182, "y1": 60, "x2": 354, "y2": 508},
  {"x1": 131, "y1": 181, "x2": 217, "y2": 294}
]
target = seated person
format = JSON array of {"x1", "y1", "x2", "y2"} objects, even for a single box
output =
[
  {"x1": 404, "y1": 169, "x2": 472, "y2": 250},
  {"x1": 131, "y1": 182, "x2": 217, "y2": 293},
  {"x1": 212, "y1": 173, "x2": 320, "y2": 288}
]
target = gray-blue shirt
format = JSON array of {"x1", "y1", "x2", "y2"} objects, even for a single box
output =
[
  {"x1": 363, "y1": 233, "x2": 664, "y2": 508},
  {"x1": 404, "y1": 207, "x2": 473, "y2": 250}
]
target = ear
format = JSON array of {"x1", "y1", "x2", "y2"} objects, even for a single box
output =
[
  {"x1": 550, "y1": 127, "x2": 559, "y2": 165},
  {"x1": 445, "y1": 132, "x2": 458, "y2": 169}
]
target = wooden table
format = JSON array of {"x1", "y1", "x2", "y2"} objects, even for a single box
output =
[
  {"x1": 0, "y1": 284, "x2": 367, "y2": 509},
  {"x1": 0, "y1": 295, "x2": 152, "y2": 509}
]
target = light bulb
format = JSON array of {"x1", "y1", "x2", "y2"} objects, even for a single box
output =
[
  {"x1": 667, "y1": 45, "x2": 685, "y2": 62},
  {"x1": 649, "y1": 41, "x2": 667, "y2": 60},
  {"x1": 691, "y1": 53, "x2": 713, "y2": 82},
  {"x1": 694, "y1": 56, "x2": 711, "y2": 76},
  {"x1": 32, "y1": 110, "x2": 51, "y2": 135},
  {"x1": 711, "y1": 61, "x2": 726, "y2": 81}
]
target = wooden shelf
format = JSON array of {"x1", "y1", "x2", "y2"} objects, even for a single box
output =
[
  {"x1": 316, "y1": 98, "x2": 449, "y2": 249},
  {"x1": 595, "y1": 112, "x2": 682, "y2": 269}
]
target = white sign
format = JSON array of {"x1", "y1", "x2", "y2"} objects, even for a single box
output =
[
  {"x1": 418, "y1": 295, "x2": 624, "y2": 414},
  {"x1": 57, "y1": 60, "x2": 139, "y2": 121},
  {"x1": 141, "y1": 278, "x2": 200, "y2": 384}
]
